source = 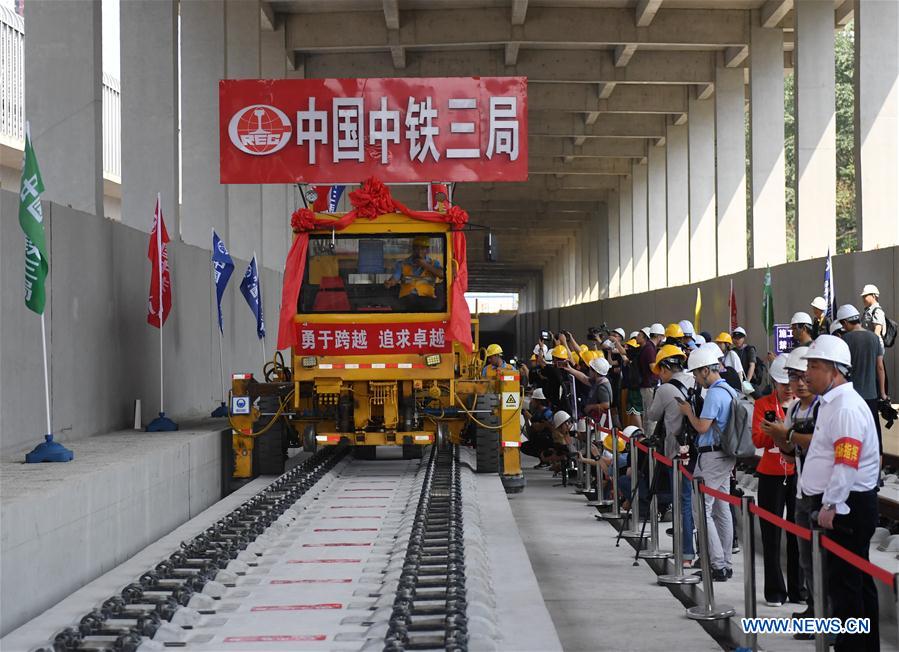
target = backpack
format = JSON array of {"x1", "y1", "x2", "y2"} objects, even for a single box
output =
[
  {"x1": 709, "y1": 384, "x2": 756, "y2": 459},
  {"x1": 883, "y1": 314, "x2": 898, "y2": 348}
]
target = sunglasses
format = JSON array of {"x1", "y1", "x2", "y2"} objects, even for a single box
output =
[{"x1": 788, "y1": 371, "x2": 807, "y2": 381}]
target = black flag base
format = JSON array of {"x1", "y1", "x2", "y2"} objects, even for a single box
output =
[
  {"x1": 25, "y1": 434, "x2": 74, "y2": 463},
  {"x1": 211, "y1": 402, "x2": 228, "y2": 418},
  {"x1": 147, "y1": 412, "x2": 178, "y2": 432}
]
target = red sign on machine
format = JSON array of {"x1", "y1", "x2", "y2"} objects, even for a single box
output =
[
  {"x1": 219, "y1": 77, "x2": 528, "y2": 183},
  {"x1": 297, "y1": 322, "x2": 451, "y2": 356}
]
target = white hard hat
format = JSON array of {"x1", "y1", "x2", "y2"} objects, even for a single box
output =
[
  {"x1": 553, "y1": 411, "x2": 572, "y2": 428},
  {"x1": 693, "y1": 334, "x2": 706, "y2": 346},
  {"x1": 629, "y1": 331, "x2": 639, "y2": 339},
  {"x1": 589, "y1": 357, "x2": 611, "y2": 376},
  {"x1": 784, "y1": 346, "x2": 809, "y2": 372},
  {"x1": 640, "y1": 327, "x2": 651, "y2": 338},
  {"x1": 687, "y1": 344, "x2": 722, "y2": 372},
  {"x1": 622, "y1": 425, "x2": 642, "y2": 439},
  {"x1": 531, "y1": 388, "x2": 546, "y2": 400},
  {"x1": 769, "y1": 354, "x2": 790, "y2": 384},
  {"x1": 790, "y1": 311, "x2": 813, "y2": 326},
  {"x1": 679, "y1": 320, "x2": 695, "y2": 336},
  {"x1": 732, "y1": 326, "x2": 746, "y2": 336},
  {"x1": 860, "y1": 284, "x2": 880, "y2": 297},
  {"x1": 810, "y1": 296, "x2": 827, "y2": 311},
  {"x1": 543, "y1": 350, "x2": 554, "y2": 364},
  {"x1": 829, "y1": 320, "x2": 844, "y2": 335},
  {"x1": 613, "y1": 327, "x2": 626, "y2": 339},
  {"x1": 649, "y1": 323, "x2": 666, "y2": 336},
  {"x1": 802, "y1": 334, "x2": 852, "y2": 368},
  {"x1": 836, "y1": 304, "x2": 860, "y2": 321}
]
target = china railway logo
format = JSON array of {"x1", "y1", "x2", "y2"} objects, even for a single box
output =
[{"x1": 228, "y1": 104, "x2": 292, "y2": 155}]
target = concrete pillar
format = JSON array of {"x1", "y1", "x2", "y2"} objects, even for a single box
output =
[
  {"x1": 607, "y1": 188, "x2": 620, "y2": 298},
  {"x1": 688, "y1": 93, "x2": 716, "y2": 282},
  {"x1": 120, "y1": 0, "x2": 179, "y2": 234},
  {"x1": 855, "y1": 0, "x2": 899, "y2": 250},
  {"x1": 666, "y1": 123, "x2": 690, "y2": 286},
  {"x1": 647, "y1": 143, "x2": 667, "y2": 290},
  {"x1": 597, "y1": 202, "x2": 610, "y2": 301},
  {"x1": 631, "y1": 162, "x2": 648, "y2": 293},
  {"x1": 24, "y1": 0, "x2": 103, "y2": 215},
  {"x1": 749, "y1": 14, "x2": 787, "y2": 267},
  {"x1": 566, "y1": 237, "x2": 576, "y2": 306},
  {"x1": 619, "y1": 175, "x2": 634, "y2": 296},
  {"x1": 226, "y1": 0, "x2": 262, "y2": 261},
  {"x1": 715, "y1": 63, "x2": 748, "y2": 274},
  {"x1": 181, "y1": 0, "x2": 227, "y2": 249},
  {"x1": 794, "y1": 0, "x2": 836, "y2": 259},
  {"x1": 588, "y1": 208, "x2": 601, "y2": 301},
  {"x1": 261, "y1": 27, "x2": 289, "y2": 270}
]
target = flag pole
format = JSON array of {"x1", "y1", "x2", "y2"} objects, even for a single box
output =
[
  {"x1": 40, "y1": 312, "x2": 52, "y2": 437},
  {"x1": 147, "y1": 194, "x2": 177, "y2": 431}
]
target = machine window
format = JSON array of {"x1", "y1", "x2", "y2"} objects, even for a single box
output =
[{"x1": 300, "y1": 234, "x2": 448, "y2": 313}]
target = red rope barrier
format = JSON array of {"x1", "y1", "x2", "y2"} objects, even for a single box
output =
[
  {"x1": 652, "y1": 450, "x2": 673, "y2": 467},
  {"x1": 749, "y1": 502, "x2": 812, "y2": 541},
  {"x1": 820, "y1": 535, "x2": 896, "y2": 589},
  {"x1": 698, "y1": 483, "x2": 742, "y2": 507}
]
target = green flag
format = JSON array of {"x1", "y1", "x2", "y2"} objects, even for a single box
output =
[
  {"x1": 18, "y1": 123, "x2": 48, "y2": 314},
  {"x1": 762, "y1": 265, "x2": 774, "y2": 337}
]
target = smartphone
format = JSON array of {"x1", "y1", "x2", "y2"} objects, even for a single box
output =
[{"x1": 764, "y1": 410, "x2": 777, "y2": 422}]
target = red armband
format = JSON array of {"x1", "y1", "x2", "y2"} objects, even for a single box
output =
[{"x1": 833, "y1": 437, "x2": 862, "y2": 469}]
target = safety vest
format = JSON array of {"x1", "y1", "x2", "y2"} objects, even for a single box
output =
[
  {"x1": 399, "y1": 259, "x2": 439, "y2": 298},
  {"x1": 482, "y1": 362, "x2": 514, "y2": 378}
]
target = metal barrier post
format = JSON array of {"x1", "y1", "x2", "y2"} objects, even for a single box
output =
[
  {"x1": 595, "y1": 427, "x2": 621, "y2": 517},
  {"x1": 658, "y1": 458, "x2": 700, "y2": 585},
  {"x1": 586, "y1": 422, "x2": 613, "y2": 508},
  {"x1": 686, "y1": 476, "x2": 735, "y2": 621},
  {"x1": 638, "y1": 446, "x2": 672, "y2": 560},
  {"x1": 810, "y1": 528, "x2": 827, "y2": 652},
  {"x1": 741, "y1": 495, "x2": 758, "y2": 651},
  {"x1": 620, "y1": 436, "x2": 647, "y2": 540}
]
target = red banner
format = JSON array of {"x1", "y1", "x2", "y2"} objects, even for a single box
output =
[
  {"x1": 219, "y1": 77, "x2": 528, "y2": 184},
  {"x1": 296, "y1": 322, "x2": 451, "y2": 356}
]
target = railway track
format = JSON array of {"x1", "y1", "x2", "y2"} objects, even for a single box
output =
[{"x1": 40, "y1": 444, "x2": 491, "y2": 652}]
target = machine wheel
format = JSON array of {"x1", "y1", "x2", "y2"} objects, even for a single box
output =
[
  {"x1": 355, "y1": 445, "x2": 377, "y2": 460},
  {"x1": 436, "y1": 423, "x2": 449, "y2": 451},
  {"x1": 302, "y1": 425, "x2": 317, "y2": 453},
  {"x1": 474, "y1": 395, "x2": 500, "y2": 474},
  {"x1": 402, "y1": 444, "x2": 423, "y2": 460}
]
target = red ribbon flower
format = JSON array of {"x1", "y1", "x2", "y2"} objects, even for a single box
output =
[
  {"x1": 445, "y1": 205, "x2": 469, "y2": 230},
  {"x1": 290, "y1": 208, "x2": 317, "y2": 233},
  {"x1": 349, "y1": 177, "x2": 396, "y2": 220}
]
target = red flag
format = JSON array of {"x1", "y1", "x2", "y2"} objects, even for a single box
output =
[
  {"x1": 147, "y1": 197, "x2": 172, "y2": 328},
  {"x1": 312, "y1": 186, "x2": 331, "y2": 212},
  {"x1": 729, "y1": 280, "x2": 738, "y2": 332}
]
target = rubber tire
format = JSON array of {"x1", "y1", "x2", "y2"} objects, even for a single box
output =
[
  {"x1": 354, "y1": 445, "x2": 377, "y2": 460},
  {"x1": 302, "y1": 425, "x2": 317, "y2": 453},
  {"x1": 474, "y1": 394, "x2": 500, "y2": 474},
  {"x1": 402, "y1": 444, "x2": 423, "y2": 460}
]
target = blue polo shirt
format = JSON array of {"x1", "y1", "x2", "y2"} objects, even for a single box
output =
[{"x1": 697, "y1": 379, "x2": 737, "y2": 447}]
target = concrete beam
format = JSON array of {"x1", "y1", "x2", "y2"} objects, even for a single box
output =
[
  {"x1": 636, "y1": 0, "x2": 664, "y2": 27},
  {"x1": 511, "y1": 0, "x2": 528, "y2": 26},
  {"x1": 303, "y1": 49, "x2": 716, "y2": 84},
  {"x1": 528, "y1": 157, "x2": 633, "y2": 175},
  {"x1": 382, "y1": 0, "x2": 399, "y2": 30},
  {"x1": 696, "y1": 83, "x2": 715, "y2": 100},
  {"x1": 835, "y1": 0, "x2": 853, "y2": 26},
  {"x1": 614, "y1": 44, "x2": 637, "y2": 67},
  {"x1": 460, "y1": 200, "x2": 602, "y2": 214},
  {"x1": 260, "y1": 1, "x2": 275, "y2": 30},
  {"x1": 529, "y1": 113, "x2": 667, "y2": 139},
  {"x1": 724, "y1": 45, "x2": 749, "y2": 67},
  {"x1": 598, "y1": 82, "x2": 616, "y2": 99},
  {"x1": 505, "y1": 42, "x2": 520, "y2": 66},
  {"x1": 285, "y1": 8, "x2": 749, "y2": 52},
  {"x1": 761, "y1": 0, "x2": 792, "y2": 28},
  {"x1": 529, "y1": 137, "x2": 649, "y2": 158},
  {"x1": 454, "y1": 186, "x2": 613, "y2": 204}
]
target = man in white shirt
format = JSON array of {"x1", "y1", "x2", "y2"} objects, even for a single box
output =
[{"x1": 799, "y1": 335, "x2": 881, "y2": 652}]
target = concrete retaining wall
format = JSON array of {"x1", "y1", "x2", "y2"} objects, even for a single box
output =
[
  {"x1": 516, "y1": 246, "x2": 899, "y2": 384},
  {"x1": 0, "y1": 188, "x2": 283, "y2": 456}
]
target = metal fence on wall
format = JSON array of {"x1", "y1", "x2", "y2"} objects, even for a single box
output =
[{"x1": 1, "y1": 7, "x2": 121, "y2": 181}]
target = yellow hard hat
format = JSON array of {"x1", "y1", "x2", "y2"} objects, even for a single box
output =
[
  {"x1": 412, "y1": 235, "x2": 431, "y2": 248},
  {"x1": 581, "y1": 350, "x2": 596, "y2": 364},
  {"x1": 594, "y1": 349, "x2": 605, "y2": 359},
  {"x1": 603, "y1": 433, "x2": 626, "y2": 453},
  {"x1": 551, "y1": 344, "x2": 569, "y2": 360},
  {"x1": 665, "y1": 323, "x2": 685, "y2": 339},
  {"x1": 579, "y1": 344, "x2": 589, "y2": 354},
  {"x1": 650, "y1": 344, "x2": 687, "y2": 374},
  {"x1": 625, "y1": 338, "x2": 639, "y2": 348},
  {"x1": 571, "y1": 351, "x2": 581, "y2": 366},
  {"x1": 714, "y1": 332, "x2": 733, "y2": 345},
  {"x1": 485, "y1": 343, "x2": 503, "y2": 357}
]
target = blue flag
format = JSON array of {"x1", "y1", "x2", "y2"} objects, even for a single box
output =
[
  {"x1": 211, "y1": 231, "x2": 234, "y2": 334},
  {"x1": 240, "y1": 256, "x2": 265, "y2": 339},
  {"x1": 328, "y1": 185, "x2": 344, "y2": 212},
  {"x1": 823, "y1": 247, "x2": 836, "y2": 321}
]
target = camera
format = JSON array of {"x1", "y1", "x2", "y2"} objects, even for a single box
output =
[
  {"x1": 764, "y1": 410, "x2": 777, "y2": 423},
  {"x1": 792, "y1": 418, "x2": 816, "y2": 435},
  {"x1": 540, "y1": 330, "x2": 553, "y2": 344}
]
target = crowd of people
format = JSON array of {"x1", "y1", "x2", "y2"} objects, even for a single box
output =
[{"x1": 487, "y1": 283, "x2": 896, "y2": 651}]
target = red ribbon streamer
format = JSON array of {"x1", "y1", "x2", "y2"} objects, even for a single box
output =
[
  {"x1": 820, "y1": 535, "x2": 896, "y2": 588},
  {"x1": 749, "y1": 502, "x2": 812, "y2": 541},
  {"x1": 277, "y1": 178, "x2": 472, "y2": 351}
]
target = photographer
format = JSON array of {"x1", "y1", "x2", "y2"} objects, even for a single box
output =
[
  {"x1": 752, "y1": 355, "x2": 802, "y2": 607},
  {"x1": 646, "y1": 344, "x2": 696, "y2": 566}
]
